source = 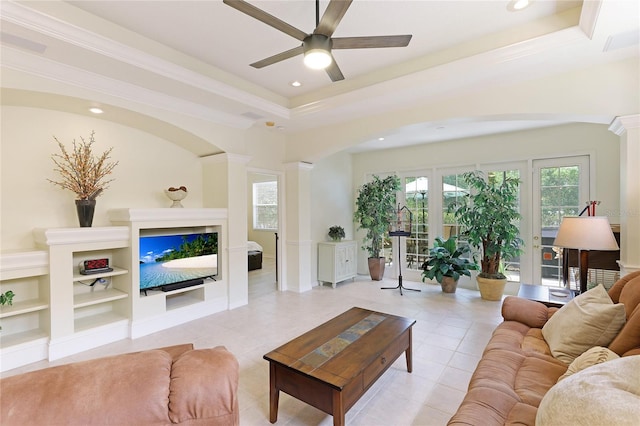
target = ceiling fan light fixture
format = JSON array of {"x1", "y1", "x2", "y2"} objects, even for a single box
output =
[
  {"x1": 304, "y1": 49, "x2": 332, "y2": 69},
  {"x1": 303, "y1": 34, "x2": 332, "y2": 70}
]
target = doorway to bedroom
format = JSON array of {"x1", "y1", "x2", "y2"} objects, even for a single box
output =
[{"x1": 248, "y1": 172, "x2": 280, "y2": 299}]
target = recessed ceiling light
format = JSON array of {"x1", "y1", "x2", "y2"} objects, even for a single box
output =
[
  {"x1": 265, "y1": 121, "x2": 275, "y2": 127},
  {"x1": 88, "y1": 107, "x2": 103, "y2": 114},
  {"x1": 378, "y1": 137, "x2": 385, "y2": 141},
  {"x1": 290, "y1": 81, "x2": 302, "y2": 87},
  {"x1": 508, "y1": 0, "x2": 532, "y2": 11}
]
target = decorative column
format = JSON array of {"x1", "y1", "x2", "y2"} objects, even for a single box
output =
[
  {"x1": 609, "y1": 115, "x2": 640, "y2": 275},
  {"x1": 284, "y1": 162, "x2": 314, "y2": 292},
  {"x1": 201, "y1": 153, "x2": 251, "y2": 309}
]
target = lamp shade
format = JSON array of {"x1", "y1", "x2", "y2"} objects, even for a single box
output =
[{"x1": 553, "y1": 216, "x2": 619, "y2": 250}]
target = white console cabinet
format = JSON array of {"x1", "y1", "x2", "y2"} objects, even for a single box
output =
[{"x1": 318, "y1": 240, "x2": 357, "y2": 288}]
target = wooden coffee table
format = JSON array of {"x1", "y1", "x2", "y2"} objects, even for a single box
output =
[{"x1": 263, "y1": 307, "x2": 416, "y2": 426}]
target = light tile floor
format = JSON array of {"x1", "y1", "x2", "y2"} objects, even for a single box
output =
[{"x1": 2, "y1": 274, "x2": 504, "y2": 426}]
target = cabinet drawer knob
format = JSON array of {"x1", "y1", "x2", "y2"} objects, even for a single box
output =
[{"x1": 381, "y1": 356, "x2": 386, "y2": 364}]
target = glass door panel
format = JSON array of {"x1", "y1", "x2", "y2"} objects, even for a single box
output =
[
  {"x1": 404, "y1": 176, "x2": 429, "y2": 272},
  {"x1": 533, "y1": 157, "x2": 589, "y2": 288}
]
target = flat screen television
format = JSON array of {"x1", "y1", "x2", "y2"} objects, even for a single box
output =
[{"x1": 139, "y1": 232, "x2": 218, "y2": 291}]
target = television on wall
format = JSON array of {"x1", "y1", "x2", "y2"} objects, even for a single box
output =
[{"x1": 139, "y1": 231, "x2": 218, "y2": 292}]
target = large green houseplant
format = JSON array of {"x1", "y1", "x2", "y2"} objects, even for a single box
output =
[
  {"x1": 354, "y1": 175, "x2": 401, "y2": 280},
  {"x1": 452, "y1": 171, "x2": 523, "y2": 300},
  {"x1": 421, "y1": 236, "x2": 478, "y2": 293}
]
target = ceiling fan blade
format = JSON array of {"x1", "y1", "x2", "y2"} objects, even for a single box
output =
[
  {"x1": 223, "y1": 0, "x2": 308, "y2": 41},
  {"x1": 332, "y1": 35, "x2": 413, "y2": 49},
  {"x1": 325, "y1": 56, "x2": 344, "y2": 82},
  {"x1": 250, "y1": 46, "x2": 304, "y2": 68},
  {"x1": 314, "y1": 0, "x2": 353, "y2": 37}
]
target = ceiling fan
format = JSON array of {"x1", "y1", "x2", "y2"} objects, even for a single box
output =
[{"x1": 222, "y1": 0, "x2": 412, "y2": 82}]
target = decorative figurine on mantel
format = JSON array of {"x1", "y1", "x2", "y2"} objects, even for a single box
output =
[{"x1": 165, "y1": 186, "x2": 188, "y2": 208}]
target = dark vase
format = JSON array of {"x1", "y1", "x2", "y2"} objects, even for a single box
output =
[{"x1": 75, "y1": 199, "x2": 96, "y2": 227}]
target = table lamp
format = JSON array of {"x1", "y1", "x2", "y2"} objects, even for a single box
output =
[{"x1": 553, "y1": 216, "x2": 619, "y2": 293}]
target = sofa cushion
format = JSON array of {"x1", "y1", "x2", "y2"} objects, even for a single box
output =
[
  {"x1": 501, "y1": 296, "x2": 550, "y2": 328},
  {"x1": 169, "y1": 346, "x2": 239, "y2": 424},
  {"x1": 608, "y1": 270, "x2": 640, "y2": 306},
  {"x1": 536, "y1": 355, "x2": 640, "y2": 426},
  {"x1": 1, "y1": 349, "x2": 173, "y2": 426},
  {"x1": 557, "y1": 345, "x2": 619, "y2": 382},
  {"x1": 609, "y1": 304, "x2": 640, "y2": 356},
  {"x1": 541, "y1": 284, "x2": 626, "y2": 364}
]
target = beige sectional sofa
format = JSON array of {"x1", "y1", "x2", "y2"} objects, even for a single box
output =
[
  {"x1": 0, "y1": 344, "x2": 239, "y2": 425},
  {"x1": 448, "y1": 271, "x2": 640, "y2": 425}
]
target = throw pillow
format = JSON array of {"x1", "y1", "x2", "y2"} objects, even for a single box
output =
[
  {"x1": 536, "y1": 355, "x2": 640, "y2": 426},
  {"x1": 557, "y1": 346, "x2": 619, "y2": 382},
  {"x1": 541, "y1": 284, "x2": 626, "y2": 364}
]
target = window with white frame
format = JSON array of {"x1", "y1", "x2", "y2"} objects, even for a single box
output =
[{"x1": 253, "y1": 181, "x2": 278, "y2": 230}]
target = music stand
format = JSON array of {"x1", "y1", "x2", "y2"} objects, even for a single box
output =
[{"x1": 382, "y1": 205, "x2": 420, "y2": 295}]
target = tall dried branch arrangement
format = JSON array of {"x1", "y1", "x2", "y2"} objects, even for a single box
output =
[{"x1": 48, "y1": 131, "x2": 118, "y2": 200}]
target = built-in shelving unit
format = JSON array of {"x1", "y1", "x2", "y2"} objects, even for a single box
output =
[
  {"x1": 33, "y1": 226, "x2": 131, "y2": 361},
  {"x1": 108, "y1": 208, "x2": 228, "y2": 339},
  {"x1": 1, "y1": 209, "x2": 230, "y2": 373},
  {"x1": 0, "y1": 250, "x2": 50, "y2": 371}
]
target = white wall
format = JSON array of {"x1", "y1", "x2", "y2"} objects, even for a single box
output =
[
  {"x1": 1, "y1": 106, "x2": 204, "y2": 250},
  {"x1": 310, "y1": 151, "x2": 353, "y2": 284},
  {"x1": 350, "y1": 123, "x2": 621, "y2": 280}
]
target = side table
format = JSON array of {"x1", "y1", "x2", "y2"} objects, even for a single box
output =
[{"x1": 517, "y1": 284, "x2": 576, "y2": 308}]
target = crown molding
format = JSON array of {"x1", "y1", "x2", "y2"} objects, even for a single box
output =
[
  {"x1": 609, "y1": 114, "x2": 640, "y2": 135},
  {"x1": 33, "y1": 226, "x2": 129, "y2": 246},
  {"x1": 290, "y1": 27, "x2": 588, "y2": 120},
  {"x1": 107, "y1": 208, "x2": 227, "y2": 223},
  {"x1": 579, "y1": 0, "x2": 602, "y2": 39},
  {"x1": 2, "y1": 46, "x2": 254, "y2": 128},
  {"x1": 201, "y1": 153, "x2": 252, "y2": 164},
  {"x1": 285, "y1": 161, "x2": 314, "y2": 171},
  {"x1": 1, "y1": 1, "x2": 290, "y2": 120},
  {"x1": 0, "y1": 250, "x2": 48, "y2": 279}
]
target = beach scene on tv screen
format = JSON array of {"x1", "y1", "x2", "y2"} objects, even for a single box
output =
[{"x1": 139, "y1": 233, "x2": 217, "y2": 290}]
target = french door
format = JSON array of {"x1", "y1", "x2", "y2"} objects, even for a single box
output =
[
  {"x1": 532, "y1": 156, "x2": 590, "y2": 287},
  {"x1": 399, "y1": 174, "x2": 431, "y2": 282}
]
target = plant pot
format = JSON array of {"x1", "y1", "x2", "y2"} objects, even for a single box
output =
[
  {"x1": 368, "y1": 257, "x2": 386, "y2": 281},
  {"x1": 476, "y1": 275, "x2": 507, "y2": 301},
  {"x1": 75, "y1": 199, "x2": 96, "y2": 227},
  {"x1": 440, "y1": 276, "x2": 458, "y2": 293}
]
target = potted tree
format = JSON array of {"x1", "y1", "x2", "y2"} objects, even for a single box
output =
[
  {"x1": 353, "y1": 175, "x2": 401, "y2": 280},
  {"x1": 451, "y1": 171, "x2": 523, "y2": 300},
  {"x1": 421, "y1": 236, "x2": 478, "y2": 293}
]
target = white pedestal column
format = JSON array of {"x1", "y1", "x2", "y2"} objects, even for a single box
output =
[
  {"x1": 284, "y1": 162, "x2": 314, "y2": 292},
  {"x1": 202, "y1": 153, "x2": 251, "y2": 308},
  {"x1": 610, "y1": 115, "x2": 640, "y2": 275}
]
